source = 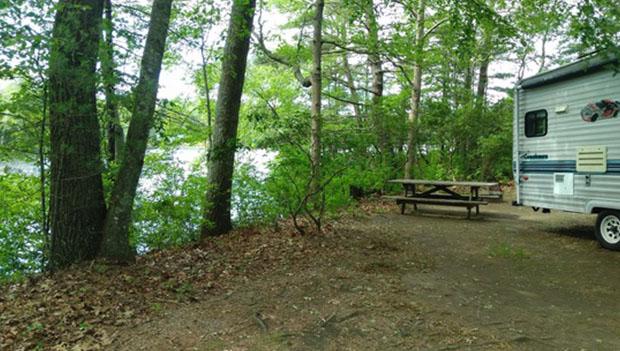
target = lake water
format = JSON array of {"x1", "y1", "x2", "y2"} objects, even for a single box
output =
[
  {"x1": 0, "y1": 147, "x2": 277, "y2": 278},
  {"x1": 172, "y1": 146, "x2": 275, "y2": 175},
  {"x1": 0, "y1": 159, "x2": 38, "y2": 175},
  {"x1": 0, "y1": 147, "x2": 276, "y2": 178}
]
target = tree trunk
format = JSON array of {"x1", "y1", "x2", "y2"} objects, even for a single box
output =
[
  {"x1": 100, "y1": 0, "x2": 173, "y2": 262},
  {"x1": 102, "y1": 0, "x2": 124, "y2": 162},
  {"x1": 476, "y1": 57, "x2": 489, "y2": 106},
  {"x1": 200, "y1": 0, "x2": 256, "y2": 237},
  {"x1": 200, "y1": 36, "x2": 213, "y2": 156},
  {"x1": 404, "y1": 0, "x2": 425, "y2": 179},
  {"x1": 309, "y1": 0, "x2": 324, "y2": 201},
  {"x1": 463, "y1": 62, "x2": 473, "y2": 98},
  {"x1": 48, "y1": 0, "x2": 106, "y2": 269},
  {"x1": 538, "y1": 31, "x2": 548, "y2": 73},
  {"x1": 341, "y1": 52, "x2": 361, "y2": 122},
  {"x1": 366, "y1": 0, "x2": 387, "y2": 159},
  {"x1": 39, "y1": 81, "x2": 49, "y2": 245}
]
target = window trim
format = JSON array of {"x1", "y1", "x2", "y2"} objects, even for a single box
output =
[{"x1": 524, "y1": 109, "x2": 548, "y2": 138}]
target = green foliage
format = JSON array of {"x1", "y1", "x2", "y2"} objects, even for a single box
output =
[
  {"x1": 0, "y1": 174, "x2": 44, "y2": 282},
  {"x1": 568, "y1": 0, "x2": 620, "y2": 56},
  {"x1": 130, "y1": 149, "x2": 207, "y2": 251},
  {"x1": 232, "y1": 161, "x2": 279, "y2": 227},
  {"x1": 0, "y1": 80, "x2": 47, "y2": 163},
  {"x1": 416, "y1": 98, "x2": 513, "y2": 181}
]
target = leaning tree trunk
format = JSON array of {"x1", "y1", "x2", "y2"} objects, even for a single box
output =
[
  {"x1": 48, "y1": 0, "x2": 106, "y2": 270},
  {"x1": 404, "y1": 0, "x2": 425, "y2": 179},
  {"x1": 100, "y1": 0, "x2": 173, "y2": 262},
  {"x1": 308, "y1": 0, "x2": 325, "y2": 215},
  {"x1": 200, "y1": 0, "x2": 256, "y2": 237},
  {"x1": 102, "y1": 0, "x2": 124, "y2": 162}
]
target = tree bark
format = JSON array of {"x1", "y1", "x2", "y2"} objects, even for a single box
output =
[
  {"x1": 102, "y1": 0, "x2": 124, "y2": 162},
  {"x1": 39, "y1": 81, "x2": 49, "y2": 244},
  {"x1": 100, "y1": 0, "x2": 173, "y2": 261},
  {"x1": 341, "y1": 52, "x2": 361, "y2": 122},
  {"x1": 404, "y1": 0, "x2": 425, "y2": 179},
  {"x1": 538, "y1": 31, "x2": 548, "y2": 73},
  {"x1": 200, "y1": 0, "x2": 256, "y2": 237},
  {"x1": 48, "y1": 0, "x2": 106, "y2": 269},
  {"x1": 309, "y1": 0, "x2": 324, "y2": 202},
  {"x1": 200, "y1": 36, "x2": 213, "y2": 155},
  {"x1": 366, "y1": 0, "x2": 387, "y2": 159},
  {"x1": 476, "y1": 57, "x2": 489, "y2": 106},
  {"x1": 463, "y1": 62, "x2": 473, "y2": 99}
]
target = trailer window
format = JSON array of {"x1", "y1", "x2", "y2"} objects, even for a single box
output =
[{"x1": 525, "y1": 110, "x2": 547, "y2": 137}]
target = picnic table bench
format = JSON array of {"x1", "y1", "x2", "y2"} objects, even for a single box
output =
[{"x1": 383, "y1": 179, "x2": 500, "y2": 218}]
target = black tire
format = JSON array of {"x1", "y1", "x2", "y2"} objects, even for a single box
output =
[{"x1": 595, "y1": 211, "x2": 620, "y2": 250}]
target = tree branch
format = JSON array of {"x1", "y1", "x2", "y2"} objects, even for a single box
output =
[
  {"x1": 422, "y1": 18, "x2": 448, "y2": 42},
  {"x1": 254, "y1": 1, "x2": 312, "y2": 88},
  {"x1": 322, "y1": 39, "x2": 370, "y2": 55},
  {"x1": 324, "y1": 92, "x2": 364, "y2": 106}
]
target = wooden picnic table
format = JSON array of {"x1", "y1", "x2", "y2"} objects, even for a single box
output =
[{"x1": 384, "y1": 179, "x2": 500, "y2": 218}]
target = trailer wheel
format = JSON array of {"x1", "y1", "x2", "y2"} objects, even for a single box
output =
[{"x1": 595, "y1": 211, "x2": 620, "y2": 250}]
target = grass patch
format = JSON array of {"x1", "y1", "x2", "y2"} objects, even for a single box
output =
[{"x1": 488, "y1": 242, "x2": 529, "y2": 259}]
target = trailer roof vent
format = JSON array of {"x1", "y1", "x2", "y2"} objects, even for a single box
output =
[{"x1": 577, "y1": 146, "x2": 607, "y2": 173}]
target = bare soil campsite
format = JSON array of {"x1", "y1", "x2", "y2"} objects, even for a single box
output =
[{"x1": 3, "y1": 194, "x2": 620, "y2": 350}]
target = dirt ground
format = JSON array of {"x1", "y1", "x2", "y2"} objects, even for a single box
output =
[{"x1": 112, "y1": 195, "x2": 620, "y2": 351}]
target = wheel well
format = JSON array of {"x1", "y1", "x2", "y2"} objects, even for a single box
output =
[{"x1": 592, "y1": 208, "x2": 620, "y2": 214}]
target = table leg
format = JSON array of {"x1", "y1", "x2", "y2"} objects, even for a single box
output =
[
  {"x1": 400, "y1": 203, "x2": 406, "y2": 215},
  {"x1": 404, "y1": 184, "x2": 413, "y2": 197},
  {"x1": 476, "y1": 205, "x2": 480, "y2": 215},
  {"x1": 467, "y1": 207, "x2": 471, "y2": 219}
]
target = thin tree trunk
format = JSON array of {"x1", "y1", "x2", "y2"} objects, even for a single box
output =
[
  {"x1": 39, "y1": 81, "x2": 49, "y2": 242},
  {"x1": 463, "y1": 64, "x2": 473, "y2": 95},
  {"x1": 405, "y1": 0, "x2": 425, "y2": 179},
  {"x1": 476, "y1": 57, "x2": 489, "y2": 105},
  {"x1": 48, "y1": 0, "x2": 106, "y2": 269},
  {"x1": 309, "y1": 0, "x2": 324, "y2": 202},
  {"x1": 200, "y1": 0, "x2": 256, "y2": 237},
  {"x1": 341, "y1": 52, "x2": 361, "y2": 122},
  {"x1": 441, "y1": 61, "x2": 449, "y2": 104},
  {"x1": 538, "y1": 31, "x2": 548, "y2": 73},
  {"x1": 100, "y1": 0, "x2": 173, "y2": 262},
  {"x1": 102, "y1": 0, "x2": 124, "y2": 162},
  {"x1": 200, "y1": 36, "x2": 213, "y2": 156},
  {"x1": 35, "y1": 60, "x2": 50, "y2": 251},
  {"x1": 366, "y1": 0, "x2": 387, "y2": 159},
  {"x1": 517, "y1": 38, "x2": 529, "y2": 82}
]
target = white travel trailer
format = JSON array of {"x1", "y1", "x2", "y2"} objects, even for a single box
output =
[{"x1": 513, "y1": 53, "x2": 620, "y2": 250}]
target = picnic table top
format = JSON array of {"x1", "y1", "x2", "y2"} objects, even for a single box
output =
[{"x1": 388, "y1": 179, "x2": 499, "y2": 188}]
